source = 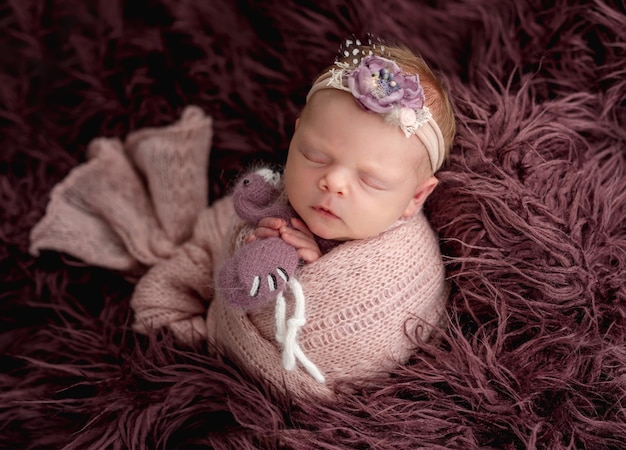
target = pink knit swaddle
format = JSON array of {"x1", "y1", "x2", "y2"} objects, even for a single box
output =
[{"x1": 206, "y1": 208, "x2": 449, "y2": 398}]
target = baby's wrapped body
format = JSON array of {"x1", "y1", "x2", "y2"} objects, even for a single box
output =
[
  {"x1": 29, "y1": 106, "x2": 449, "y2": 399},
  {"x1": 195, "y1": 193, "x2": 448, "y2": 398}
]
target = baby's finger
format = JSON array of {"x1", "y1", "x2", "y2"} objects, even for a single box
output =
[
  {"x1": 289, "y1": 217, "x2": 315, "y2": 237},
  {"x1": 253, "y1": 226, "x2": 281, "y2": 239},
  {"x1": 281, "y1": 229, "x2": 321, "y2": 257},
  {"x1": 257, "y1": 217, "x2": 286, "y2": 230},
  {"x1": 297, "y1": 247, "x2": 321, "y2": 263},
  {"x1": 280, "y1": 227, "x2": 314, "y2": 247}
]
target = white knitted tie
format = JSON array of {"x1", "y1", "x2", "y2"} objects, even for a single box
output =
[{"x1": 274, "y1": 278, "x2": 325, "y2": 383}]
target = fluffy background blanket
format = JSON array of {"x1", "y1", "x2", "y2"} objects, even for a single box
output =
[{"x1": 1, "y1": 0, "x2": 625, "y2": 448}]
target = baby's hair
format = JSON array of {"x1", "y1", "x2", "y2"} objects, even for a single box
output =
[{"x1": 382, "y1": 44, "x2": 456, "y2": 160}]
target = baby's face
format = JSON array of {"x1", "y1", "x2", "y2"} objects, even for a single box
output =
[{"x1": 284, "y1": 90, "x2": 436, "y2": 241}]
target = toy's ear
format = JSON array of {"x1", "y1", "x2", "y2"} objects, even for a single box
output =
[{"x1": 402, "y1": 176, "x2": 439, "y2": 218}]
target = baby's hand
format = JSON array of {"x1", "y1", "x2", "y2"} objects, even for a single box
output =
[
  {"x1": 248, "y1": 217, "x2": 322, "y2": 263},
  {"x1": 246, "y1": 217, "x2": 286, "y2": 242},
  {"x1": 279, "y1": 217, "x2": 322, "y2": 263}
]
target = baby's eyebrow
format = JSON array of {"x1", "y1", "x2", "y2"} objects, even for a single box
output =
[
  {"x1": 297, "y1": 130, "x2": 323, "y2": 149},
  {"x1": 300, "y1": 132, "x2": 336, "y2": 157}
]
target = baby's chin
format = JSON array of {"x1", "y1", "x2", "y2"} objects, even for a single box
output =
[
  {"x1": 311, "y1": 226, "x2": 361, "y2": 242},
  {"x1": 308, "y1": 225, "x2": 350, "y2": 242},
  {"x1": 314, "y1": 223, "x2": 397, "y2": 242},
  {"x1": 304, "y1": 216, "x2": 381, "y2": 242}
]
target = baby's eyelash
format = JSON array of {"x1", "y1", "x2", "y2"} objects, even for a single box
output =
[
  {"x1": 301, "y1": 148, "x2": 328, "y2": 164},
  {"x1": 360, "y1": 176, "x2": 387, "y2": 190}
]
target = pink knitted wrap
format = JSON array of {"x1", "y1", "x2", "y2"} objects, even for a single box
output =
[{"x1": 29, "y1": 107, "x2": 449, "y2": 398}]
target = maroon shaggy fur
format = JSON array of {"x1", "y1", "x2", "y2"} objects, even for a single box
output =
[{"x1": 1, "y1": 0, "x2": 626, "y2": 449}]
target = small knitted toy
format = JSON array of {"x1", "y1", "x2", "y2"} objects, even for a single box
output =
[{"x1": 217, "y1": 168, "x2": 300, "y2": 310}]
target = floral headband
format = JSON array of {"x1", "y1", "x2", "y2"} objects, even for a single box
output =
[{"x1": 306, "y1": 38, "x2": 445, "y2": 173}]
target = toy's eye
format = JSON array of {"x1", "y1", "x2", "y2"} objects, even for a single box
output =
[{"x1": 243, "y1": 179, "x2": 250, "y2": 186}]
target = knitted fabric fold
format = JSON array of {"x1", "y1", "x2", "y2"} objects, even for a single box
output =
[
  {"x1": 29, "y1": 105, "x2": 213, "y2": 272},
  {"x1": 29, "y1": 106, "x2": 449, "y2": 398}
]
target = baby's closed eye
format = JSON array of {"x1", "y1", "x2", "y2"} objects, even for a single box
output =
[{"x1": 300, "y1": 147, "x2": 331, "y2": 164}]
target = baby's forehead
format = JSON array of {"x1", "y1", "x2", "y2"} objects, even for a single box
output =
[{"x1": 297, "y1": 99, "x2": 431, "y2": 178}]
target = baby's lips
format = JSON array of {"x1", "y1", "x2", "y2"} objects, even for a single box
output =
[{"x1": 313, "y1": 205, "x2": 339, "y2": 219}]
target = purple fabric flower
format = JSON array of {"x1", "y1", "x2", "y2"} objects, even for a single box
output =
[{"x1": 346, "y1": 56, "x2": 425, "y2": 113}]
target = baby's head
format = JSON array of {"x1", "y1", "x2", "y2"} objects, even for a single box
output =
[{"x1": 284, "y1": 38, "x2": 455, "y2": 242}]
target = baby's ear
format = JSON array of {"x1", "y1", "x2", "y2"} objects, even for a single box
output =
[{"x1": 402, "y1": 176, "x2": 439, "y2": 217}]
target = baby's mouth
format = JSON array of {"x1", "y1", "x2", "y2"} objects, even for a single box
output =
[{"x1": 312, "y1": 206, "x2": 338, "y2": 219}]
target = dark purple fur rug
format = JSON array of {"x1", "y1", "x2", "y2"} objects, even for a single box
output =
[{"x1": 1, "y1": 0, "x2": 625, "y2": 448}]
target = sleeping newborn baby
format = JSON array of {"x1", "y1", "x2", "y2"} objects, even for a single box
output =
[{"x1": 31, "y1": 37, "x2": 454, "y2": 398}]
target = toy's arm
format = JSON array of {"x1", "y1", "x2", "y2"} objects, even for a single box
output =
[{"x1": 218, "y1": 235, "x2": 300, "y2": 309}]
